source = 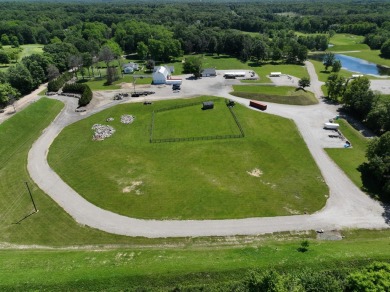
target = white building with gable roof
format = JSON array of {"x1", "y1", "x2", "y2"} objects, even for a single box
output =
[{"x1": 152, "y1": 66, "x2": 170, "y2": 84}]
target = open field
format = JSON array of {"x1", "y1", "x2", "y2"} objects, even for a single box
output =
[
  {"x1": 48, "y1": 96, "x2": 327, "y2": 219},
  {"x1": 231, "y1": 85, "x2": 318, "y2": 105},
  {"x1": 77, "y1": 75, "x2": 152, "y2": 91},
  {"x1": 1, "y1": 229, "x2": 390, "y2": 291},
  {"x1": 152, "y1": 99, "x2": 242, "y2": 140},
  {"x1": 327, "y1": 33, "x2": 368, "y2": 52},
  {"x1": 0, "y1": 98, "x2": 177, "y2": 246},
  {"x1": 325, "y1": 119, "x2": 368, "y2": 188},
  {"x1": 17, "y1": 44, "x2": 44, "y2": 60}
]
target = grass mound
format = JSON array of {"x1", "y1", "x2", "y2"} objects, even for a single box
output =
[
  {"x1": 48, "y1": 96, "x2": 327, "y2": 220},
  {"x1": 231, "y1": 85, "x2": 318, "y2": 105}
]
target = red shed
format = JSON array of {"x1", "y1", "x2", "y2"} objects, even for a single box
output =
[{"x1": 249, "y1": 100, "x2": 267, "y2": 111}]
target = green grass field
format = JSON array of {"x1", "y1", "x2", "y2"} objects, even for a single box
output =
[
  {"x1": 77, "y1": 74, "x2": 153, "y2": 91},
  {"x1": 0, "y1": 98, "x2": 183, "y2": 246},
  {"x1": 48, "y1": 96, "x2": 327, "y2": 219},
  {"x1": 17, "y1": 44, "x2": 43, "y2": 61},
  {"x1": 231, "y1": 85, "x2": 318, "y2": 105},
  {"x1": 327, "y1": 34, "x2": 368, "y2": 52},
  {"x1": 1, "y1": 229, "x2": 390, "y2": 291},
  {"x1": 152, "y1": 99, "x2": 242, "y2": 140},
  {"x1": 325, "y1": 119, "x2": 368, "y2": 188}
]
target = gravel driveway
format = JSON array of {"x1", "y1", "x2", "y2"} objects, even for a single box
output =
[{"x1": 27, "y1": 63, "x2": 389, "y2": 238}]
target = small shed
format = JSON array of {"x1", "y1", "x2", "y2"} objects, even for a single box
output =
[
  {"x1": 202, "y1": 68, "x2": 217, "y2": 77},
  {"x1": 202, "y1": 101, "x2": 214, "y2": 110},
  {"x1": 270, "y1": 72, "x2": 282, "y2": 77}
]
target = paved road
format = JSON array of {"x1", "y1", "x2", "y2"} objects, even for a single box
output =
[{"x1": 27, "y1": 64, "x2": 389, "y2": 238}]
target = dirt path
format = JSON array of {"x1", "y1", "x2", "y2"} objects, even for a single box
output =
[{"x1": 27, "y1": 64, "x2": 389, "y2": 238}]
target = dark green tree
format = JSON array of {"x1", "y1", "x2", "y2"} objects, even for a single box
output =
[
  {"x1": 0, "y1": 82, "x2": 18, "y2": 106},
  {"x1": 7, "y1": 63, "x2": 34, "y2": 94},
  {"x1": 298, "y1": 77, "x2": 311, "y2": 90},
  {"x1": 0, "y1": 51, "x2": 9, "y2": 64},
  {"x1": 183, "y1": 56, "x2": 202, "y2": 78},
  {"x1": 325, "y1": 73, "x2": 345, "y2": 102},
  {"x1": 342, "y1": 77, "x2": 374, "y2": 119},
  {"x1": 381, "y1": 39, "x2": 390, "y2": 58},
  {"x1": 346, "y1": 262, "x2": 390, "y2": 292},
  {"x1": 323, "y1": 52, "x2": 335, "y2": 71},
  {"x1": 359, "y1": 133, "x2": 390, "y2": 198},
  {"x1": 332, "y1": 60, "x2": 342, "y2": 72}
]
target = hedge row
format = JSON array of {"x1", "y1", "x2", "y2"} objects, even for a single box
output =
[
  {"x1": 47, "y1": 72, "x2": 73, "y2": 92},
  {"x1": 62, "y1": 83, "x2": 93, "y2": 107}
]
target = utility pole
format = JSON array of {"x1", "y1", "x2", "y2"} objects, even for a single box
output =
[{"x1": 24, "y1": 181, "x2": 38, "y2": 213}]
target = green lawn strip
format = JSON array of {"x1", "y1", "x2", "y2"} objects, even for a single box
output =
[
  {"x1": 48, "y1": 96, "x2": 327, "y2": 219},
  {"x1": 1, "y1": 229, "x2": 390, "y2": 290},
  {"x1": 325, "y1": 119, "x2": 368, "y2": 188},
  {"x1": 328, "y1": 44, "x2": 370, "y2": 52},
  {"x1": 231, "y1": 85, "x2": 318, "y2": 105},
  {"x1": 328, "y1": 34, "x2": 365, "y2": 46}
]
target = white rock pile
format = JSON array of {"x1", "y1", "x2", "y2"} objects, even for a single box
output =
[
  {"x1": 106, "y1": 117, "x2": 114, "y2": 122},
  {"x1": 92, "y1": 124, "x2": 115, "y2": 141},
  {"x1": 121, "y1": 114, "x2": 135, "y2": 124}
]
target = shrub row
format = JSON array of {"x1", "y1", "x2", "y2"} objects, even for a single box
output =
[
  {"x1": 62, "y1": 83, "x2": 93, "y2": 107},
  {"x1": 47, "y1": 72, "x2": 73, "y2": 92}
]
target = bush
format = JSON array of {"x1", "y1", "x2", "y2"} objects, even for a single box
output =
[
  {"x1": 62, "y1": 83, "x2": 92, "y2": 107},
  {"x1": 47, "y1": 72, "x2": 73, "y2": 92}
]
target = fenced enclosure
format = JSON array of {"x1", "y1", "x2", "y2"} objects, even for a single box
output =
[{"x1": 150, "y1": 99, "x2": 245, "y2": 143}]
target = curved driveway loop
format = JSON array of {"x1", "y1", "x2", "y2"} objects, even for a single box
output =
[{"x1": 27, "y1": 62, "x2": 388, "y2": 238}]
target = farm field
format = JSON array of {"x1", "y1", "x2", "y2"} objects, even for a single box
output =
[
  {"x1": 48, "y1": 96, "x2": 328, "y2": 219},
  {"x1": 1, "y1": 229, "x2": 390, "y2": 291},
  {"x1": 231, "y1": 85, "x2": 318, "y2": 105}
]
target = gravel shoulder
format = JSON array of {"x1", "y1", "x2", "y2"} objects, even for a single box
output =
[{"x1": 27, "y1": 64, "x2": 389, "y2": 238}]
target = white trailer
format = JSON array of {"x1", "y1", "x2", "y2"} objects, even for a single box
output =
[{"x1": 324, "y1": 122, "x2": 340, "y2": 130}]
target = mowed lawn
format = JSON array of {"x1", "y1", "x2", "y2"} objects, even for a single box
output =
[
  {"x1": 0, "y1": 98, "x2": 168, "y2": 246},
  {"x1": 325, "y1": 119, "x2": 368, "y2": 188},
  {"x1": 231, "y1": 85, "x2": 318, "y2": 105},
  {"x1": 152, "y1": 99, "x2": 242, "y2": 140},
  {"x1": 327, "y1": 33, "x2": 368, "y2": 52},
  {"x1": 48, "y1": 96, "x2": 327, "y2": 219}
]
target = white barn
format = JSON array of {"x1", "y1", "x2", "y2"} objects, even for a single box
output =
[{"x1": 152, "y1": 66, "x2": 170, "y2": 84}]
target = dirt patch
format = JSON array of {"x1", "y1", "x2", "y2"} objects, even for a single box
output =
[
  {"x1": 123, "y1": 181, "x2": 143, "y2": 195},
  {"x1": 316, "y1": 230, "x2": 343, "y2": 240},
  {"x1": 247, "y1": 168, "x2": 263, "y2": 177},
  {"x1": 284, "y1": 207, "x2": 301, "y2": 215}
]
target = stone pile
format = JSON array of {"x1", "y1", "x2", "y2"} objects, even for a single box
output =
[
  {"x1": 92, "y1": 124, "x2": 115, "y2": 141},
  {"x1": 106, "y1": 117, "x2": 114, "y2": 122},
  {"x1": 120, "y1": 114, "x2": 135, "y2": 124}
]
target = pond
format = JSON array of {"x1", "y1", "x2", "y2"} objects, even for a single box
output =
[{"x1": 310, "y1": 54, "x2": 390, "y2": 76}]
